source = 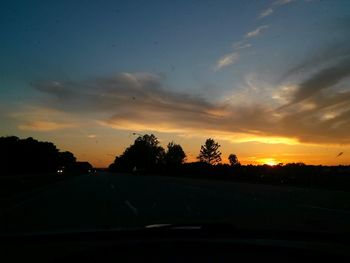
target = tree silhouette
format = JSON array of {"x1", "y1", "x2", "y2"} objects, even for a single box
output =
[
  {"x1": 197, "y1": 138, "x2": 221, "y2": 165},
  {"x1": 110, "y1": 134, "x2": 165, "y2": 172},
  {"x1": 0, "y1": 136, "x2": 77, "y2": 174},
  {"x1": 228, "y1": 154, "x2": 240, "y2": 166},
  {"x1": 165, "y1": 142, "x2": 186, "y2": 167},
  {"x1": 58, "y1": 151, "x2": 77, "y2": 169}
]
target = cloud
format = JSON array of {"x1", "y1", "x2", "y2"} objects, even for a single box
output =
[
  {"x1": 273, "y1": 55, "x2": 350, "y2": 143},
  {"x1": 214, "y1": 52, "x2": 240, "y2": 70},
  {"x1": 259, "y1": 8, "x2": 274, "y2": 18},
  {"x1": 12, "y1": 106, "x2": 77, "y2": 131},
  {"x1": 18, "y1": 121, "x2": 76, "y2": 131},
  {"x1": 273, "y1": 0, "x2": 294, "y2": 6},
  {"x1": 282, "y1": 41, "x2": 350, "y2": 81},
  {"x1": 31, "y1": 69, "x2": 350, "y2": 144},
  {"x1": 233, "y1": 42, "x2": 252, "y2": 50},
  {"x1": 34, "y1": 73, "x2": 220, "y2": 119},
  {"x1": 258, "y1": 0, "x2": 295, "y2": 19},
  {"x1": 280, "y1": 42, "x2": 350, "y2": 106},
  {"x1": 288, "y1": 59, "x2": 350, "y2": 105},
  {"x1": 245, "y1": 25, "x2": 269, "y2": 38}
]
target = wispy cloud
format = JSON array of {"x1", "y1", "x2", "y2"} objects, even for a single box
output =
[
  {"x1": 258, "y1": 0, "x2": 295, "y2": 19},
  {"x1": 273, "y1": 0, "x2": 294, "y2": 6},
  {"x1": 214, "y1": 52, "x2": 240, "y2": 71},
  {"x1": 281, "y1": 58, "x2": 350, "y2": 107},
  {"x1": 29, "y1": 63, "x2": 350, "y2": 144},
  {"x1": 18, "y1": 121, "x2": 75, "y2": 131},
  {"x1": 233, "y1": 42, "x2": 252, "y2": 49},
  {"x1": 12, "y1": 106, "x2": 77, "y2": 131},
  {"x1": 259, "y1": 8, "x2": 274, "y2": 19},
  {"x1": 215, "y1": 9, "x2": 271, "y2": 71},
  {"x1": 245, "y1": 25, "x2": 269, "y2": 38}
]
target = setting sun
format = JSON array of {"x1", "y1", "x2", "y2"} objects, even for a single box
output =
[
  {"x1": 259, "y1": 158, "x2": 279, "y2": 166},
  {"x1": 1, "y1": 0, "x2": 350, "y2": 169}
]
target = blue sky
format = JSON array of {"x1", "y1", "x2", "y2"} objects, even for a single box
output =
[
  {"x1": 1, "y1": 0, "x2": 350, "y2": 166},
  {"x1": 2, "y1": 0, "x2": 346, "y2": 90}
]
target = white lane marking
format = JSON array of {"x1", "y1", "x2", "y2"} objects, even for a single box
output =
[
  {"x1": 124, "y1": 200, "x2": 138, "y2": 215},
  {"x1": 110, "y1": 184, "x2": 115, "y2": 189},
  {"x1": 303, "y1": 205, "x2": 350, "y2": 214}
]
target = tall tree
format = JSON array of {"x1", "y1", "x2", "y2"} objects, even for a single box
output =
[
  {"x1": 165, "y1": 142, "x2": 186, "y2": 167},
  {"x1": 197, "y1": 138, "x2": 221, "y2": 165},
  {"x1": 110, "y1": 134, "x2": 165, "y2": 172},
  {"x1": 228, "y1": 154, "x2": 240, "y2": 166}
]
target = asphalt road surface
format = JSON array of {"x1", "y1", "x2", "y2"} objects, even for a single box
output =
[{"x1": 1, "y1": 172, "x2": 350, "y2": 234}]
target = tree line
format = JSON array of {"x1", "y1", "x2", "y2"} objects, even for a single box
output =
[
  {"x1": 108, "y1": 134, "x2": 240, "y2": 172},
  {"x1": 108, "y1": 134, "x2": 350, "y2": 191},
  {"x1": 0, "y1": 136, "x2": 77, "y2": 174},
  {"x1": 2, "y1": 135, "x2": 350, "y2": 191}
]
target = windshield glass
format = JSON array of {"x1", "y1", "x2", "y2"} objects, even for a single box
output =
[{"x1": 1, "y1": 0, "x2": 350, "y2": 235}]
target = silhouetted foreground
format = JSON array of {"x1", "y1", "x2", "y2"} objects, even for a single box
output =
[
  {"x1": 1, "y1": 135, "x2": 349, "y2": 191},
  {"x1": 109, "y1": 134, "x2": 350, "y2": 191},
  {"x1": 170, "y1": 162, "x2": 350, "y2": 191},
  {"x1": 110, "y1": 161, "x2": 350, "y2": 191},
  {"x1": 0, "y1": 136, "x2": 91, "y2": 175},
  {"x1": 0, "y1": 136, "x2": 96, "y2": 200}
]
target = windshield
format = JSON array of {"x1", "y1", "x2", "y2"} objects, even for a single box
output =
[{"x1": 1, "y1": 0, "x2": 350, "y2": 235}]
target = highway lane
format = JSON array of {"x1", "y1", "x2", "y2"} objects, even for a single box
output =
[{"x1": 2, "y1": 172, "x2": 350, "y2": 234}]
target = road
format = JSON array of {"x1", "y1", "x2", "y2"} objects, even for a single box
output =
[{"x1": 1, "y1": 172, "x2": 350, "y2": 234}]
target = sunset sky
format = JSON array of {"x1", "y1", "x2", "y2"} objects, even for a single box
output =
[{"x1": 1, "y1": 0, "x2": 350, "y2": 167}]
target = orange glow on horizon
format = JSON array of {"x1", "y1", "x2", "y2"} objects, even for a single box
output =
[{"x1": 258, "y1": 158, "x2": 279, "y2": 166}]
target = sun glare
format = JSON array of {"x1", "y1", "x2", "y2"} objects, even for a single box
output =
[{"x1": 259, "y1": 158, "x2": 278, "y2": 166}]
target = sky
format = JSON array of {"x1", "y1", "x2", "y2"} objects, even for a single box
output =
[{"x1": 1, "y1": 0, "x2": 350, "y2": 167}]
